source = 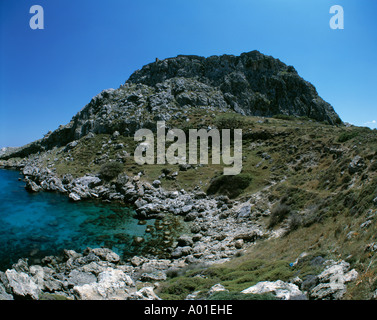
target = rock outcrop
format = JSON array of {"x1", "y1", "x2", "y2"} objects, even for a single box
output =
[
  {"x1": 309, "y1": 260, "x2": 359, "y2": 300},
  {"x1": 241, "y1": 280, "x2": 306, "y2": 300},
  {"x1": 0, "y1": 248, "x2": 163, "y2": 300}
]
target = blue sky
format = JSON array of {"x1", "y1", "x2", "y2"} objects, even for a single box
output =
[{"x1": 1, "y1": 0, "x2": 376, "y2": 147}]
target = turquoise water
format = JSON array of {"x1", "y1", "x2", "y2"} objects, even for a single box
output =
[{"x1": 0, "y1": 169, "x2": 166, "y2": 270}]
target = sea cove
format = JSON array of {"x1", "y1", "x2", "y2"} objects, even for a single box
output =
[{"x1": 0, "y1": 169, "x2": 163, "y2": 270}]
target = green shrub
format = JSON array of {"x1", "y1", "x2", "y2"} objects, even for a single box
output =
[
  {"x1": 99, "y1": 161, "x2": 124, "y2": 181},
  {"x1": 273, "y1": 114, "x2": 296, "y2": 121},
  {"x1": 287, "y1": 213, "x2": 303, "y2": 232},
  {"x1": 206, "y1": 173, "x2": 252, "y2": 199},
  {"x1": 208, "y1": 291, "x2": 276, "y2": 300},
  {"x1": 214, "y1": 114, "x2": 246, "y2": 130},
  {"x1": 268, "y1": 203, "x2": 291, "y2": 228},
  {"x1": 337, "y1": 131, "x2": 359, "y2": 143},
  {"x1": 158, "y1": 277, "x2": 216, "y2": 300},
  {"x1": 369, "y1": 161, "x2": 377, "y2": 172}
]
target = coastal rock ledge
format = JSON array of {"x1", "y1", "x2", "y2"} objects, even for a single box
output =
[
  {"x1": 0, "y1": 246, "x2": 359, "y2": 300},
  {"x1": 0, "y1": 247, "x2": 162, "y2": 300}
]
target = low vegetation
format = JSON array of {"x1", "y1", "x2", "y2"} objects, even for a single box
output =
[
  {"x1": 206, "y1": 173, "x2": 252, "y2": 199},
  {"x1": 98, "y1": 161, "x2": 124, "y2": 181}
]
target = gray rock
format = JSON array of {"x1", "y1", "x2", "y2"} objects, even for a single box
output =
[
  {"x1": 74, "y1": 175, "x2": 102, "y2": 188},
  {"x1": 177, "y1": 235, "x2": 194, "y2": 247},
  {"x1": 73, "y1": 268, "x2": 134, "y2": 300},
  {"x1": 184, "y1": 212, "x2": 198, "y2": 222},
  {"x1": 152, "y1": 180, "x2": 161, "y2": 187},
  {"x1": 237, "y1": 205, "x2": 251, "y2": 219},
  {"x1": 64, "y1": 249, "x2": 82, "y2": 260},
  {"x1": 64, "y1": 141, "x2": 78, "y2": 152},
  {"x1": 301, "y1": 275, "x2": 319, "y2": 292},
  {"x1": 133, "y1": 236, "x2": 145, "y2": 245},
  {"x1": 309, "y1": 260, "x2": 358, "y2": 300},
  {"x1": 5, "y1": 269, "x2": 41, "y2": 300},
  {"x1": 116, "y1": 173, "x2": 129, "y2": 187},
  {"x1": 171, "y1": 246, "x2": 192, "y2": 258},
  {"x1": 141, "y1": 271, "x2": 167, "y2": 282},
  {"x1": 179, "y1": 164, "x2": 192, "y2": 171},
  {"x1": 22, "y1": 165, "x2": 39, "y2": 177},
  {"x1": 134, "y1": 198, "x2": 148, "y2": 208},
  {"x1": 89, "y1": 248, "x2": 121, "y2": 263},
  {"x1": 234, "y1": 239, "x2": 244, "y2": 249},
  {"x1": 348, "y1": 155, "x2": 365, "y2": 174},
  {"x1": 74, "y1": 252, "x2": 101, "y2": 266},
  {"x1": 69, "y1": 192, "x2": 81, "y2": 201},
  {"x1": 12, "y1": 258, "x2": 30, "y2": 273},
  {"x1": 181, "y1": 205, "x2": 193, "y2": 214},
  {"x1": 25, "y1": 179, "x2": 41, "y2": 193},
  {"x1": 67, "y1": 270, "x2": 97, "y2": 287},
  {"x1": 0, "y1": 283, "x2": 13, "y2": 300},
  {"x1": 130, "y1": 256, "x2": 145, "y2": 267},
  {"x1": 233, "y1": 229, "x2": 262, "y2": 242},
  {"x1": 129, "y1": 287, "x2": 161, "y2": 300},
  {"x1": 208, "y1": 283, "x2": 228, "y2": 296},
  {"x1": 185, "y1": 290, "x2": 201, "y2": 300},
  {"x1": 242, "y1": 280, "x2": 306, "y2": 300},
  {"x1": 360, "y1": 220, "x2": 372, "y2": 229}
]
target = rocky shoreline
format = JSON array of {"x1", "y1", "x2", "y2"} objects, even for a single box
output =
[
  {"x1": 0, "y1": 158, "x2": 277, "y2": 300},
  {"x1": 0, "y1": 244, "x2": 360, "y2": 300},
  {"x1": 0, "y1": 247, "x2": 164, "y2": 300},
  {"x1": 0, "y1": 157, "x2": 273, "y2": 262}
]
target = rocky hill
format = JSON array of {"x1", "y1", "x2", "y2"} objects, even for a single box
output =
[{"x1": 1, "y1": 50, "x2": 341, "y2": 160}]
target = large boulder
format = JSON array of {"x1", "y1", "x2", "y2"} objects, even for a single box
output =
[
  {"x1": 0, "y1": 283, "x2": 13, "y2": 300},
  {"x1": 73, "y1": 268, "x2": 134, "y2": 300},
  {"x1": 242, "y1": 280, "x2": 306, "y2": 300},
  {"x1": 309, "y1": 260, "x2": 358, "y2": 300},
  {"x1": 4, "y1": 269, "x2": 41, "y2": 300},
  {"x1": 348, "y1": 155, "x2": 366, "y2": 174}
]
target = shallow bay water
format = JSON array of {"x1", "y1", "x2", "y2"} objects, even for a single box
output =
[{"x1": 0, "y1": 169, "x2": 167, "y2": 270}]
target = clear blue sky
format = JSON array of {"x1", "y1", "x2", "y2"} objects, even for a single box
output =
[{"x1": 1, "y1": 0, "x2": 376, "y2": 147}]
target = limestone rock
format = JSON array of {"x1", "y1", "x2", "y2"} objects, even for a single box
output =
[
  {"x1": 25, "y1": 179, "x2": 41, "y2": 193},
  {"x1": 309, "y1": 260, "x2": 358, "y2": 300},
  {"x1": 208, "y1": 283, "x2": 228, "y2": 296},
  {"x1": 5, "y1": 269, "x2": 41, "y2": 300},
  {"x1": 242, "y1": 280, "x2": 306, "y2": 300},
  {"x1": 348, "y1": 155, "x2": 366, "y2": 174},
  {"x1": 69, "y1": 192, "x2": 81, "y2": 201},
  {"x1": 129, "y1": 287, "x2": 161, "y2": 300},
  {"x1": 73, "y1": 268, "x2": 134, "y2": 300}
]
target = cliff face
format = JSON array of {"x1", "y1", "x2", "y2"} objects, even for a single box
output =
[
  {"x1": 1, "y1": 50, "x2": 341, "y2": 159},
  {"x1": 128, "y1": 51, "x2": 340, "y2": 124}
]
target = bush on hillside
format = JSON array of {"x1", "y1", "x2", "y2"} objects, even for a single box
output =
[
  {"x1": 99, "y1": 161, "x2": 124, "y2": 181},
  {"x1": 214, "y1": 114, "x2": 246, "y2": 130},
  {"x1": 206, "y1": 173, "x2": 252, "y2": 199},
  {"x1": 208, "y1": 291, "x2": 276, "y2": 300},
  {"x1": 268, "y1": 202, "x2": 291, "y2": 228},
  {"x1": 337, "y1": 131, "x2": 359, "y2": 143}
]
